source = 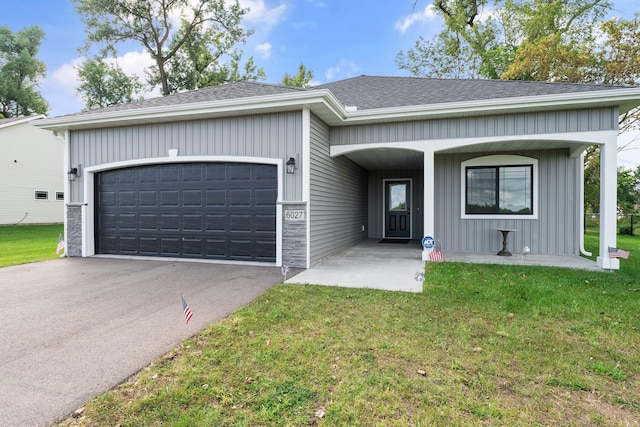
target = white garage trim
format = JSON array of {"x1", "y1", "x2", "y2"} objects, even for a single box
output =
[{"x1": 82, "y1": 154, "x2": 283, "y2": 266}]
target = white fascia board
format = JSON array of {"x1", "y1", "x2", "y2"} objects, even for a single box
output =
[
  {"x1": 339, "y1": 88, "x2": 640, "y2": 124},
  {"x1": 34, "y1": 90, "x2": 345, "y2": 131},
  {"x1": 0, "y1": 114, "x2": 47, "y2": 129}
]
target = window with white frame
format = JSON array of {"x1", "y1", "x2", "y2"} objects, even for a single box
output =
[
  {"x1": 461, "y1": 155, "x2": 538, "y2": 219},
  {"x1": 34, "y1": 190, "x2": 49, "y2": 200},
  {"x1": 56, "y1": 192, "x2": 64, "y2": 201}
]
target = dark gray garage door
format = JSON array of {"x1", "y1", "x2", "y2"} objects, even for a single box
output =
[{"x1": 95, "y1": 162, "x2": 277, "y2": 262}]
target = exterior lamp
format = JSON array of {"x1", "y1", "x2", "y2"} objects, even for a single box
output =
[
  {"x1": 67, "y1": 166, "x2": 80, "y2": 180},
  {"x1": 286, "y1": 157, "x2": 296, "y2": 174}
]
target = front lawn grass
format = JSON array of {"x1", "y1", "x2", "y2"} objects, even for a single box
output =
[
  {"x1": 0, "y1": 224, "x2": 64, "y2": 267},
  {"x1": 61, "y1": 234, "x2": 640, "y2": 426}
]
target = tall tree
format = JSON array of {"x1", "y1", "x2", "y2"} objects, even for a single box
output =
[
  {"x1": 397, "y1": 0, "x2": 612, "y2": 80},
  {"x1": 281, "y1": 63, "x2": 314, "y2": 88},
  {"x1": 76, "y1": 58, "x2": 144, "y2": 110},
  {"x1": 0, "y1": 26, "x2": 48, "y2": 118},
  {"x1": 73, "y1": 0, "x2": 263, "y2": 97}
]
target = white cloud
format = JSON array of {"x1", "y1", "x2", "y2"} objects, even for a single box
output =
[
  {"x1": 255, "y1": 42, "x2": 272, "y2": 59},
  {"x1": 395, "y1": 3, "x2": 438, "y2": 33},
  {"x1": 50, "y1": 57, "x2": 84, "y2": 92},
  {"x1": 325, "y1": 59, "x2": 360, "y2": 81},
  {"x1": 108, "y1": 50, "x2": 156, "y2": 81},
  {"x1": 240, "y1": 0, "x2": 287, "y2": 27}
]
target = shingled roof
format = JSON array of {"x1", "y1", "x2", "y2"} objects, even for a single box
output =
[
  {"x1": 315, "y1": 75, "x2": 626, "y2": 110},
  {"x1": 59, "y1": 74, "x2": 632, "y2": 118},
  {"x1": 61, "y1": 80, "x2": 306, "y2": 117}
]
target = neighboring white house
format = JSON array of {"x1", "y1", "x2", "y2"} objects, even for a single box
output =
[{"x1": 0, "y1": 115, "x2": 64, "y2": 225}]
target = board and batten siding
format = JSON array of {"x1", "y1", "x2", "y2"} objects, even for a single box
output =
[
  {"x1": 68, "y1": 112, "x2": 303, "y2": 202},
  {"x1": 330, "y1": 108, "x2": 617, "y2": 145},
  {"x1": 435, "y1": 149, "x2": 580, "y2": 255},
  {"x1": 309, "y1": 114, "x2": 368, "y2": 264}
]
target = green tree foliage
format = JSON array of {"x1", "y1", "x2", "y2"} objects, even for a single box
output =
[
  {"x1": 617, "y1": 166, "x2": 640, "y2": 215},
  {"x1": 397, "y1": 0, "x2": 612, "y2": 80},
  {"x1": 0, "y1": 26, "x2": 48, "y2": 118},
  {"x1": 76, "y1": 58, "x2": 143, "y2": 110},
  {"x1": 73, "y1": 0, "x2": 263, "y2": 97},
  {"x1": 281, "y1": 63, "x2": 314, "y2": 88}
]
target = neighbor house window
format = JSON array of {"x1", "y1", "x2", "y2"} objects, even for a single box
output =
[
  {"x1": 56, "y1": 192, "x2": 64, "y2": 201},
  {"x1": 461, "y1": 155, "x2": 538, "y2": 219},
  {"x1": 34, "y1": 190, "x2": 49, "y2": 200}
]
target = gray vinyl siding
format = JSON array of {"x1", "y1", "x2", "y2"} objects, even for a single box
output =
[
  {"x1": 68, "y1": 112, "x2": 303, "y2": 202},
  {"x1": 310, "y1": 114, "x2": 368, "y2": 264},
  {"x1": 330, "y1": 108, "x2": 617, "y2": 145},
  {"x1": 435, "y1": 149, "x2": 580, "y2": 255},
  {"x1": 367, "y1": 170, "x2": 424, "y2": 239}
]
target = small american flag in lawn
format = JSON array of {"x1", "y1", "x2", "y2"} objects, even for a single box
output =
[
  {"x1": 181, "y1": 295, "x2": 194, "y2": 325},
  {"x1": 429, "y1": 250, "x2": 443, "y2": 262},
  {"x1": 609, "y1": 247, "x2": 630, "y2": 259},
  {"x1": 429, "y1": 241, "x2": 443, "y2": 262},
  {"x1": 55, "y1": 234, "x2": 64, "y2": 255}
]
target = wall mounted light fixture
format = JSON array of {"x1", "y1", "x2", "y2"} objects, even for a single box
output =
[
  {"x1": 67, "y1": 165, "x2": 81, "y2": 180},
  {"x1": 286, "y1": 157, "x2": 296, "y2": 174}
]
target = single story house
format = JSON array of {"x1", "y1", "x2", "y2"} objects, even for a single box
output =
[
  {"x1": 37, "y1": 76, "x2": 640, "y2": 270},
  {"x1": 0, "y1": 115, "x2": 64, "y2": 225}
]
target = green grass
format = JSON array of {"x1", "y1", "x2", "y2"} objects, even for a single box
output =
[
  {"x1": 0, "y1": 224, "x2": 64, "y2": 267},
  {"x1": 58, "y1": 232, "x2": 640, "y2": 426}
]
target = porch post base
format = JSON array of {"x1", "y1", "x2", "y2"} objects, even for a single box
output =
[{"x1": 596, "y1": 256, "x2": 620, "y2": 270}]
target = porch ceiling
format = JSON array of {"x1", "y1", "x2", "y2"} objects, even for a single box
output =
[
  {"x1": 340, "y1": 140, "x2": 590, "y2": 170},
  {"x1": 343, "y1": 148, "x2": 424, "y2": 170}
]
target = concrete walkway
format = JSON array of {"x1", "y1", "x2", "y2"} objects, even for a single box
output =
[
  {"x1": 287, "y1": 240, "x2": 426, "y2": 292},
  {"x1": 0, "y1": 258, "x2": 283, "y2": 427},
  {"x1": 286, "y1": 239, "x2": 600, "y2": 293}
]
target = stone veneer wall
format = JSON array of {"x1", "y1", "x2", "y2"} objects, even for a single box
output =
[
  {"x1": 281, "y1": 202, "x2": 307, "y2": 268},
  {"x1": 65, "y1": 204, "x2": 83, "y2": 257}
]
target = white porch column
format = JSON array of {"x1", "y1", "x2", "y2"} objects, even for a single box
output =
[
  {"x1": 596, "y1": 132, "x2": 620, "y2": 270},
  {"x1": 422, "y1": 149, "x2": 435, "y2": 261}
]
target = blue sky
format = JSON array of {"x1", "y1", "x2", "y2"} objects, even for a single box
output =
[{"x1": 4, "y1": 0, "x2": 640, "y2": 166}]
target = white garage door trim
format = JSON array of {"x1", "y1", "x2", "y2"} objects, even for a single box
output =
[{"x1": 82, "y1": 154, "x2": 284, "y2": 266}]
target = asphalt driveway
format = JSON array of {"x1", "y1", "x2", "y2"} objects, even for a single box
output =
[{"x1": 0, "y1": 257, "x2": 284, "y2": 426}]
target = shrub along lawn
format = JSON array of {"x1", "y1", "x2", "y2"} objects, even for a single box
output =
[
  {"x1": 0, "y1": 224, "x2": 64, "y2": 268},
  {"x1": 60, "y1": 234, "x2": 639, "y2": 426}
]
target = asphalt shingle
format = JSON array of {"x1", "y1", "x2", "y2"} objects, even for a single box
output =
[
  {"x1": 53, "y1": 75, "x2": 632, "y2": 119},
  {"x1": 315, "y1": 75, "x2": 626, "y2": 110}
]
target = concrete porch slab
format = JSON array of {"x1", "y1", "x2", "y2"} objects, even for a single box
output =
[
  {"x1": 286, "y1": 239, "x2": 425, "y2": 293},
  {"x1": 286, "y1": 239, "x2": 601, "y2": 293}
]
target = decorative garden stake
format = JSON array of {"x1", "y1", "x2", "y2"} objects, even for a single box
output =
[{"x1": 522, "y1": 246, "x2": 530, "y2": 265}]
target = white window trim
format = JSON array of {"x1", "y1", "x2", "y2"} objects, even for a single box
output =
[
  {"x1": 56, "y1": 191, "x2": 64, "y2": 201},
  {"x1": 461, "y1": 154, "x2": 539, "y2": 220},
  {"x1": 34, "y1": 190, "x2": 49, "y2": 200}
]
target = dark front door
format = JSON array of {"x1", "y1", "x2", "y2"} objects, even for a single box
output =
[{"x1": 384, "y1": 180, "x2": 411, "y2": 238}]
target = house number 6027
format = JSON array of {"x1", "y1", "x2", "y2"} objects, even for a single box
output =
[{"x1": 285, "y1": 210, "x2": 305, "y2": 221}]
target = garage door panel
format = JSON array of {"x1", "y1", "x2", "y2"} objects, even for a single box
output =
[
  {"x1": 160, "y1": 191, "x2": 180, "y2": 207},
  {"x1": 96, "y1": 162, "x2": 277, "y2": 262},
  {"x1": 206, "y1": 190, "x2": 226, "y2": 207}
]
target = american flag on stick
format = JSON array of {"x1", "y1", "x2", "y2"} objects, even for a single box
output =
[
  {"x1": 181, "y1": 295, "x2": 194, "y2": 325},
  {"x1": 55, "y1": 234, "x2": 65, "y2": 255},
  {"x1": 429, "y1": 241, "x2": 443, "y2": 262},
  {"x1": 609, "y1": 246, "x2": 630, "y2": 259}
]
